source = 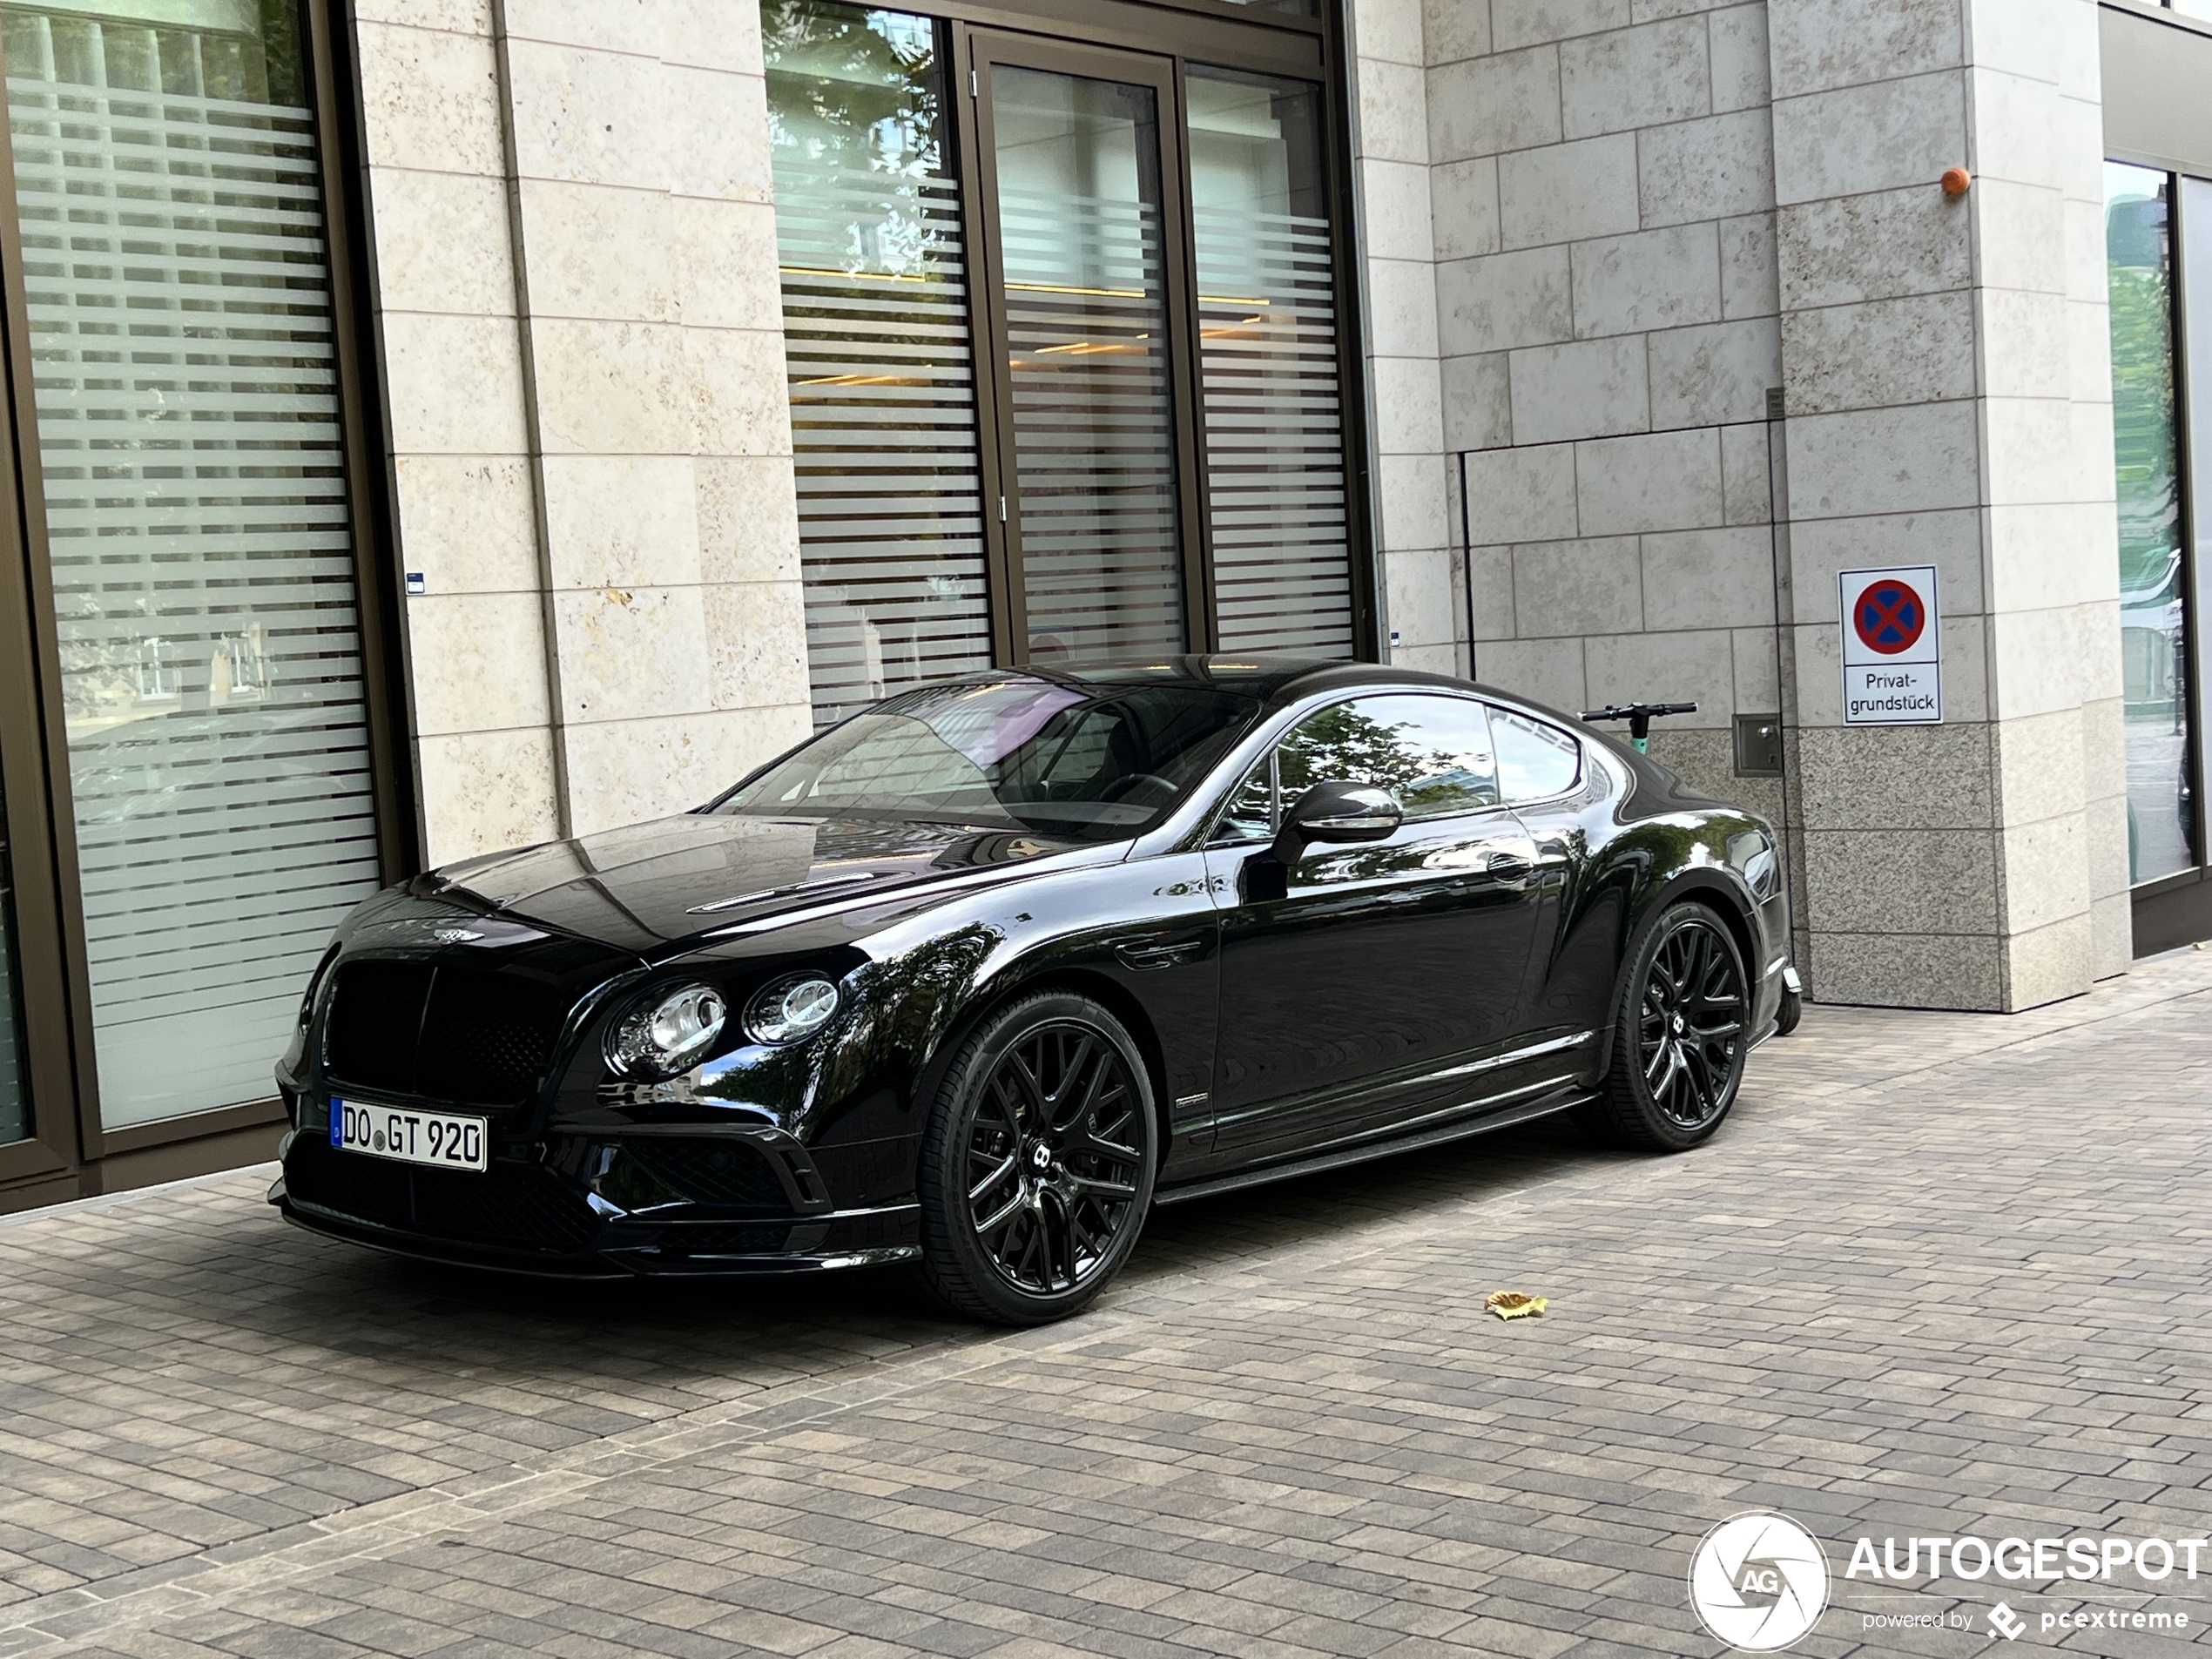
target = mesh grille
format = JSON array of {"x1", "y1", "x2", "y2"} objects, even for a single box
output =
[
  {"x1": 287, "y1": 1143, "x2": 597, "y2": 1254},
  {"x1": 619, "y1": 1139, "x2": 786, "y2": 1211},
  {"x1": 323, "y1": 960, "x2": 566, "y2": 1109},
  {"x1": 325, "y1": 962, "x2": 430, "y2": 1096},
  {"x1": 417, "y1": 968, "x2": 567, "y2": 1109}
]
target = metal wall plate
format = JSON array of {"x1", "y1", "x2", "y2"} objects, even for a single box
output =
[{"x1": 1734, "y1": 712, "x2": 1784, "y2": 777}]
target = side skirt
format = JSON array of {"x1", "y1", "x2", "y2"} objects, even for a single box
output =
[{"x1": 1152, "y1": 1082, "x2": 1591, "y2": 1208}]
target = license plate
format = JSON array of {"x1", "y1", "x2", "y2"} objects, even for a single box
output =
[{"x1": 330, "y1": 1097, "x2": 488, "y2": 1172}]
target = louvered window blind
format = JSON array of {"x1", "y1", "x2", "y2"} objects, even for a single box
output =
[
  {"x1": 3, "y1": 3, "x2": 381, "y2": 1128},
  {"x1": 993, "y1": 68, "x2": 1187, "y2": 663},
  {"x1": 765, "y1": 5, "x2": 993, "y2": 729},
  {"x1": 1187, "y1": 68, "x2": 1351, "y2": 658}
]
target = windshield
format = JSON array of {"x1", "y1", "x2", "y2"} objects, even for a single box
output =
[{"x1": 714, "y1": 678, "x2": 1262, "y2": 841}]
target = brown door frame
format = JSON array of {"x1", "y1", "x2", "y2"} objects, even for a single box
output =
[
  {"x1": 959, "y1": 29, "x2": 1217, "y2": 663},
  {"x1": 0, "y1": 0, "x2": 410, "y2": 1177}
]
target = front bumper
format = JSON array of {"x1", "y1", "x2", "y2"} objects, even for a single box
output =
[{"x1": 269, "y1": 1132, "x2": 921, "y2": 1278}]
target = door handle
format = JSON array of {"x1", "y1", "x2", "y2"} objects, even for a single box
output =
[
  {"x1": 1113, "y1": 932, "x2": 1211, "y2": 971},
  {"x1": 1484, "y1": 852, "x2": 1534, "y2": 882}
]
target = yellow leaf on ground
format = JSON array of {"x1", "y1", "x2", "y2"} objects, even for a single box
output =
[{"x1": 1484, "y1": 1291, "x2": 1548, "y2": 1320}]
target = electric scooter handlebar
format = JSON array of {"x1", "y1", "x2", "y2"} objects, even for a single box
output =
[{"x1": 1578, "y1": 701, "x2": 1698, "y2": 750}]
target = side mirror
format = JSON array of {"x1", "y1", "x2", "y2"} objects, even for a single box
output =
[{"x1": 1271, "y1": 780, "x2": 1402, "y2": 864}]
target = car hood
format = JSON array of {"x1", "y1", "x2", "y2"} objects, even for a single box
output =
[{"x1": 415, "y1": 813, "x2": 1101, "y2": 954}]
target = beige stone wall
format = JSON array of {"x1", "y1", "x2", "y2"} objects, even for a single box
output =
[
  {"x1": 1349, "y1": 0, "x2": 1457, "y2": 675},
  {"x1": 354, "y1": 0, "x2": 810, "y2": 861}
]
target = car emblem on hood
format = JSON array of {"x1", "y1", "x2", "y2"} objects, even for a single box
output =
[{"x1": 431, "y1": 927, "x2": 482, "y2": 945}]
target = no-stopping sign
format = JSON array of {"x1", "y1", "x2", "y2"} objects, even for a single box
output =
[{"x1": 1839, "y1": 565, "x2": 1940, "y2": 724}]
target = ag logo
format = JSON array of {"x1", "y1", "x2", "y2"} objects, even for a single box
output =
[{"x1": 1688, "y1": 1512, "x2": 1831, "y2": 1651}]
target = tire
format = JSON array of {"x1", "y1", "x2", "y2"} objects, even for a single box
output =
[
  {"x1": 1575, "y1": 902, "x2": 1751, "y2": 1152},
  {"x1": 916, "y1": 992, "x2": 1158, "y2": 1325}
]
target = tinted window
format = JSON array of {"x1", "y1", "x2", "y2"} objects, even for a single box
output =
[
  {"x1": 718, "y1": 678, "x2": 1260, "y2": 841},
  {"x1": 1277, "y1": 695, "x2": 1500, "y2": 820},
  {"x1": 1490, "y1": 706, "x2": 1581, "y2": 802}
]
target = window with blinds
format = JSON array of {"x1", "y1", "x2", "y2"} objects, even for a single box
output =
[
  {"x1": 3, "y1": 0, "x2": 381, "y2": 1128},
  {"x1": 992, "y1": 67, "x2": 1187, "y2": 664},
  {"x1": 1186, "y1": 67, "x2": 1352, "y2": 658},
  {"x1": 765, "y1": 4, "x2": 993, "y2": 728}
]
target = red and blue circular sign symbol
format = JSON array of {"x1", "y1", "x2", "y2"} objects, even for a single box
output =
[{"x1": 1852, "y1": 579, "x2": 1927, "y2": 655}]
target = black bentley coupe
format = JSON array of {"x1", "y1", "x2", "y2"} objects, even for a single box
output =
[{"x1": 272, "y1": 658, "x2": 1797, "y2": 1324}]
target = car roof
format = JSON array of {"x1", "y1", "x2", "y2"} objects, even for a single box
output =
[{"x1": 971, "y1": 653, "x2": 1512, "y2": 712}]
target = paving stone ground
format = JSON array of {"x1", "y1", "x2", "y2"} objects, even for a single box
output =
[{"x1": 3, "y1": 951, "x2": 2210, "y2": 1658}]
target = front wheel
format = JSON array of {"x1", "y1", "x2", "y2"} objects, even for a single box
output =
[
  {"x1": 916, "y1": 993, "x2": 1157, "y2": 1325},
  {"x1": 1575, "y1": 902, "x2": 1750, "y2": 1151}
]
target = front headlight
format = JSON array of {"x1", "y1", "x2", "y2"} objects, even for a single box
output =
[
  {"x1": 607, "y1": 982, "x2": 728, "y2": 1078},
  {"x1": 744, "y1": 974, "x2": 840, "y2": 1045}
]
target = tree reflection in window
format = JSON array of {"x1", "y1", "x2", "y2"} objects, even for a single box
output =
[{"x1": 1276, "y1": 696, "x2": 1499, "y2": 820}]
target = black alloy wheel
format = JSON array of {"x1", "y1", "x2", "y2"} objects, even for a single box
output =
[
  {"x1": 1576, "y1": 902, "x2": 1750, "y2": 1151},
  {"x1": 917, "y1": 993, "x2": 1157, "y2": 1325}
]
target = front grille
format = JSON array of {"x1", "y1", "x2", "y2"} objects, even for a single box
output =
[
  {"x1": 325, "y1": 961, "x2": 569, "y2": 1109},
  {"x1": 287, "y1": 1144, "x2": 599, "y2": 1253},
  {"x1": 619, "y1": 1138, "x2": 786, "y2": 1210},
  {"x1": 324, "y1": 961, "x2": 428, "y2": 1096}
]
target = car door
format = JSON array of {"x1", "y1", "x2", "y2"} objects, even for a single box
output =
[
  {"x1": 1488, "y1": 699, "x2": 1619, "y2": 1042},
  {"x1": 1201, "y1": 693, "x2": 1545, "y2": 1164}
]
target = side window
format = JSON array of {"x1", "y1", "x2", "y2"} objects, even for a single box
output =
[
  {"x1": 1489, "y1": 705, "x2": 1581, "y2": 802},
  {"x1": 1276, "y1": 695, "x2": 1501, "y2": 820}
]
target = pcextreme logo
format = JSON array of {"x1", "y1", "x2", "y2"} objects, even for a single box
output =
[{"x1": 1689, "y1": 1512, "x2": 1832, "y2": 1651}]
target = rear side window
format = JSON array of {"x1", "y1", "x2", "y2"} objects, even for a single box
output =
[
  {"x1": 1488, "y1": 705, "x2": 1581, "y2": 802},
  {"x1": 1276, "y1": 694, "x2": 1501, "y2": 821}
]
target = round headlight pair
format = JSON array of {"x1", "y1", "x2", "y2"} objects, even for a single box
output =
[{"x1": 604, "y1": 974, "x2": 841, "y2": 1078}]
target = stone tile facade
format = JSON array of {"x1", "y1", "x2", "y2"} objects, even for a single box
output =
[
  {"x1": 356, "y1": 0, "x2": 809, "y2": 860},
  {"x1": 1349, "y1": 0, "x2": 2129, "y2": 1011}
]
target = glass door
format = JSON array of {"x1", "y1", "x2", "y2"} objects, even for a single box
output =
[{"x1": 968, "y1": 37, "x2": 1208, "y2": 664}]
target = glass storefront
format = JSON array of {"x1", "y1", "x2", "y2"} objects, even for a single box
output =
[
  {"x1": 765, "y1": 0, "x2": 1359, "y2": 725},
  {"x1": 2103, "y1": 162, "x2": 2197, "y2": 887},
  {"x1": 993, "y1": 64, "x2": 1185, "y2": 663},
  {"x1": 1, "y1": 0, "x2": 383, "y2": 1130}
]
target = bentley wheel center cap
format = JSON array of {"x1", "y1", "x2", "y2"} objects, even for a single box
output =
[
  {"x1": 1028, "y1": 1143, "x2": 1052, "y2": 1173},
  {"x1": 1672, "y1": 1013, "x2": 1685, "y2": 1035}
]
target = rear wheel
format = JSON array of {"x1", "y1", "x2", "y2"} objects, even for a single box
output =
[
  {"x1": 916, "y1": 993, "x2": 1157, "y2": 1325},
  {"x1": 1575, "y1": 903, "x2": 1750, "y2": 1151}
]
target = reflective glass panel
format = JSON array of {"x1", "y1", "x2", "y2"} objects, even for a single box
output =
[
  {"x1": 1186, "y1": 67, "x2": 1350, "y2": 657},
  {"x1": 765, "y1": 3, "x2": 992, "y2": 727},
  {"x1": 1277, "y1": 695, "x2": 1500, "y2": 820},
  {"x1": 992, "y1": 66, "x2": 1186, "y2": 663},
  {"x1": 2103, "y1": 161, "x2": 2195, "y2": 884},
  {"x1": 3, "y1": 0, "x2": 381, "y2": 1126},
  {"x1": 1490, "y1": 707, "x2": 1581, "y2": 802}
]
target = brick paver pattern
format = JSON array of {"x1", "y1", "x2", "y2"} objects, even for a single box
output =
[{"x1": 3, "y1": 953, "x2": 2210, "y2": 1657}]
